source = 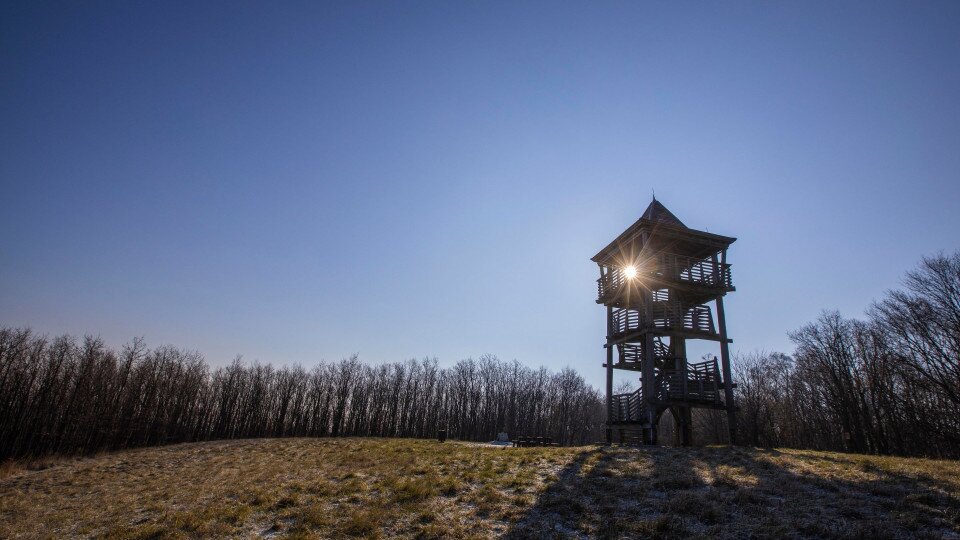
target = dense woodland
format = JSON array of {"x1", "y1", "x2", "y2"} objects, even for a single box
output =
[
  {"x1": 1, "y1": 252, "x2": 957, "y2": 460},
  {"x1": 0, "y1": 335, "x2": 605, "y2": 460}
]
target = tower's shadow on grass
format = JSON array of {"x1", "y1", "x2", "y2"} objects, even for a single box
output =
[{"x1": 505, "y1": 446, "x2": 960, "y2": 539}]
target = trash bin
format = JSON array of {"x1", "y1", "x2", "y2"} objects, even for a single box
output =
[{"x1": 438, "y1": 429, "x2": 447, "y2": 443}]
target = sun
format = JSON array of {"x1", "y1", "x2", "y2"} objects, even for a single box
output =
[{"x1": 624, "y1": 265, "x2": 638, "y2": 279}]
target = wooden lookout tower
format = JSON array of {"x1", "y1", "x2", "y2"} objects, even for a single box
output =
[{"x1": 592, "y1": 198, "x2": 737, "y2": 445}]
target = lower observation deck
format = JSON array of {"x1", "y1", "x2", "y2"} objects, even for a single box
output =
[{"x1": 608, "y1": 359, "x2": 730, "y2": 425}]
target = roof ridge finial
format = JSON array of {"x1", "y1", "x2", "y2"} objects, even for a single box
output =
[{"x1": 652, "y1": 188, "x2": 656, "y2": 202}]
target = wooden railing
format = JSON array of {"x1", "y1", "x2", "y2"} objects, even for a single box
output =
[
  {"x1": 610, "y1": 388, "x2": 643, "y2": 423},
  {"x1": 611, "y1": 308, "x2": 641, "y2": 335},
  {"x1": 611, "y1": 304, "x2": 716, "y2": 336},
  {"x1": 617, "y1": 339, "x2": 670, "y2": 366},
  {"x1": 679, "y1": 305, "x2": 715, "y2": 334},
  {"x1": 597, "y1": 253, "x2": 732, "y2": 301},
  {"x1": 668, "y1": 254, "x2": 732, "y2": 288},
  {"x1": 656, "y1": 358, "x2": 722, "y2": 403},
  {"x1": 597, "y1": 267, "x2": 627, "y2": 300}
]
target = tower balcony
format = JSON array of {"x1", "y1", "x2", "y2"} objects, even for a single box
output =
[
  {"x1": 596, "y1": 252, "x2": 733, "y2": 304},
  {"x1": 609, "y1": 303, "x2": 716, "y2": 340}
]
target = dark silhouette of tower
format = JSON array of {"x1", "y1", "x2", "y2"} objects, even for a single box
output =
[{"x1": 592, "y1": 198, "x2": 737, "y2": 445}]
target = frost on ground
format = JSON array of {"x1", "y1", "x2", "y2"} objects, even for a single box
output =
[{"x1": 0, "y1": 438, "x2": 958, "y2": 539}]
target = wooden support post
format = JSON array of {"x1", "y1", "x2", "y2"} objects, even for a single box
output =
[
  {"x1": 716, "y1": 295, "x2": 737, "y2": 445},
  {"x1": 677, "y1": 406, "x2": 692, "y2": 446},
  {"x1": 642, "y1": 306, "x2": 657, "y2": 444},
  {"x1": 605, "y1": 305, "x2": 613, "y2": 445},
  {"x1": 678, "y1": 337, "x2": 688, "y2": 400}
]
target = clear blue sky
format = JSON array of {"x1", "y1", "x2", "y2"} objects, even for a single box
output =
[{"x1": 2, "y1": 2, "x2": 958, "y2": 388}]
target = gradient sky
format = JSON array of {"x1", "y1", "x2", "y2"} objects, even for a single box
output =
[{"x1": 2, "y1": 2, "x2": 958, "y2": 388}]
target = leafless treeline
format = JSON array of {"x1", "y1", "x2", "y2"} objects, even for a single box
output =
[
  {"x1": 0, "y1": 336, "x2": 604, "y2": 460},
  {"x1": 5, "y1": 252, "x2": 956, "y2": 460},
  {"x1": 735, "y1": 251, "x2": 960, "y2": 458}
]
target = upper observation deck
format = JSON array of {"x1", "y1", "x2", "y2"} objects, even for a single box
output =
[
  {"x1": 592, "y1": 199, "x2": 736, "y2": 307},
  {"x1": 595, "y1": 252, "x2": 733, "y2": 306}
]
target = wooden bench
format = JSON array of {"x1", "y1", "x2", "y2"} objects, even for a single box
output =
[{"x1": 510, "y1": 436, "x2": 558, "y2": 447}]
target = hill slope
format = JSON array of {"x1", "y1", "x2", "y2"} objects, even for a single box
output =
[{"x1": 1, "y1": 438, "x2": 958, "y2": 539}]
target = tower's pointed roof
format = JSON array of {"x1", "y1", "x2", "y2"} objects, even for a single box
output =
[
  {"x1": 590, "y1": 197, "x2": 735, "y2": 263},
  {"x1": 640, "y1": 198, "x2": 686, "y2": 228}
]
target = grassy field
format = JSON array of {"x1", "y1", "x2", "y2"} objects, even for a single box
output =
[{"x1": 1, "y1": 438, "x2": 958, "y2": 539}]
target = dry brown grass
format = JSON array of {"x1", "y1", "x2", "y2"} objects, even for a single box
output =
[{"x1": 0, "y1": 438, "x2": 958, "y2": 539}]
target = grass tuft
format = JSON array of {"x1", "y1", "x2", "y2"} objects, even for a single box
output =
[
  {"x1": 341, "y1": 509, "x2": 380, "y2": 538},
  {"x1": 388, "y1": 476, "x2": 437, "y2": 504}
]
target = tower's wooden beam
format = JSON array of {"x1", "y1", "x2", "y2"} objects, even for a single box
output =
[
  {"x1": 605, "y1": 305, "x2": 613, "y2": 445},
  {"x1": 715, "y1": 249, "x2": 738, "y2": 445}
]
